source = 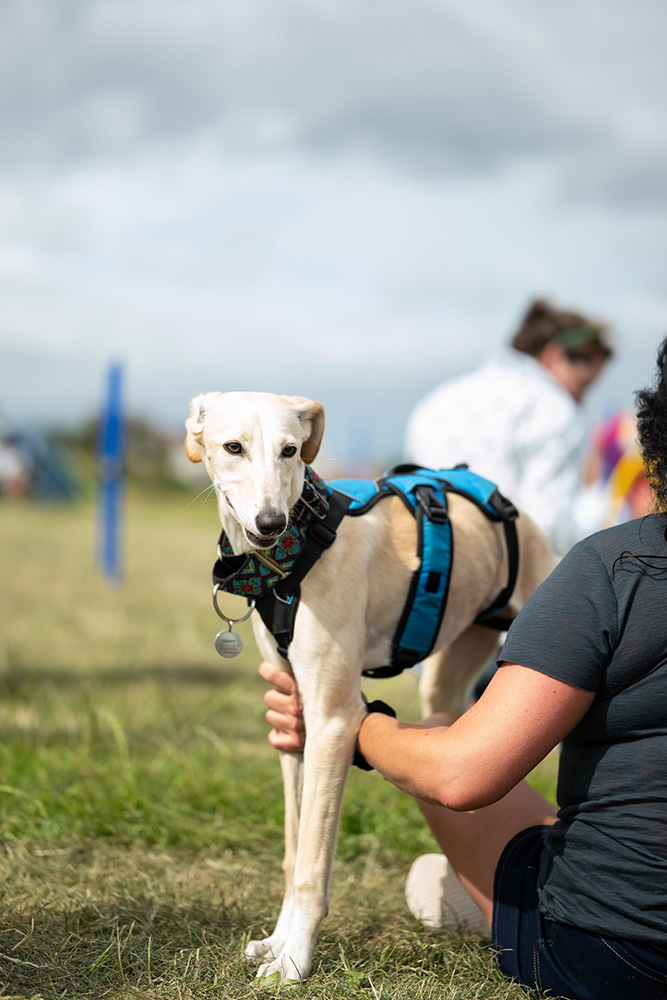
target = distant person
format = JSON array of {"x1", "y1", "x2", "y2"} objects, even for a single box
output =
[
  {"x1": 585, "y1": 411, "x2": 652, "y2": 527},
  {"x1": 0, "y1": 435, "x2": 30, "y2": 497},
  {"x1": 404, "y1": 299, "x2": 613, "y2": 556}
]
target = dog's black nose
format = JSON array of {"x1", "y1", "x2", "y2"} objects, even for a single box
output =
[{"x1": 255, "y1": 508, "x2": 287, "y2": 536}]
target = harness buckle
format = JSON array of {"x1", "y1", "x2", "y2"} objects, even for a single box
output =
[
  {"x1": 414, "y1": 485, "x2": 449, "y2": 524},
  {"x1": 300, "y1": 476, "x2": 330, "y2": 520},
  {"x1": 253, "y1": 549, "x2": 289, "y2": 578},
  {"x1": 489, "y1": 489, "x2": 518, "y2": 522},
  {"x1": 300, "y1": 493, "x2": 328, "y2": 519},
  {"x1": 274, "y1": 590, "x2": 296, "y2": 606}
]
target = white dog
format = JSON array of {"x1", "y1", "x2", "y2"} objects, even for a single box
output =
[{"x1": 185, "y1": 390, "x2": 556, "y2": 983}]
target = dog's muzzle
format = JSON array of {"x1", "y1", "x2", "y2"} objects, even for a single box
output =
[
  {"x1": 247, "y1": 507, "x2": 288, "y2": 548},
  {"x1": 245, "y1": 529, "x2": 280, "y2": 549}
]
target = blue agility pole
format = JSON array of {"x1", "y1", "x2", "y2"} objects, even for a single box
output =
[{"x1": 96, "y1": 363, "x2": 126, "y2": 581}]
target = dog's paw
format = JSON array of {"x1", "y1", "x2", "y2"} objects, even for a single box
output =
[
  {"x1": 255, "y1": 970, "x2": 301, "y2": 990},
  {"x1": 257, "y1": 954, "x2": 308, "y2": 983},
  {"x1": 244, "y1": 937, "x2": 276, "y2": 961}
]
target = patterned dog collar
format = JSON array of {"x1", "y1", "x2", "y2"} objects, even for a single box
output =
[{"x1": 212, "y1": 467, "x2": 332, "y2": 598}]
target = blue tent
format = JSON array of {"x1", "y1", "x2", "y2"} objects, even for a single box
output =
[{"x1": 0, "y1": 429, "x2": 80, "y2": 500}]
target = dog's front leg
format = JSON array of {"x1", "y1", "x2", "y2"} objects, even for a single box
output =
[
  {"x1": 256, "y1": 642, "x2": 365, "y2": 983},
  {"x1": 244, "y1": 626, "x2": 304, "y2": 965},
  {"x1": 244, "y1": 748, "x2": 302, "y2": 962}
]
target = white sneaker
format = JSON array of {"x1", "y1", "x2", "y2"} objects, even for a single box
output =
[{"x1": 405, "y1": 853, "x2": 488, "y2": 934}]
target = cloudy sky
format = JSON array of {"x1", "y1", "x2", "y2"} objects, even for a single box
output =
[{"x1": 2, "y1": 0, "x2": 667, "y2": 468}]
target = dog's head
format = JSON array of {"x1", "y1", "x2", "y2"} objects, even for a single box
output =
[{"x1": 185, "y1": 391, "x2": 325, "y2": 551}]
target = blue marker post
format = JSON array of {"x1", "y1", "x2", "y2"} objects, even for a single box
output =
[{"x1": 96, "y1": 363, "x2": 126, "y2": 582}]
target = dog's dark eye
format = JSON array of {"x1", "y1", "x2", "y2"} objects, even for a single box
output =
[
  {"x1": 224, "y1": 441, "x2": 243, "y2": 455},
  {"x1": 282, "y1": 445, "x2": 298, "y2": 458}
]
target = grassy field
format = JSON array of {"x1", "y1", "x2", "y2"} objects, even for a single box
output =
[{"x1": 0, "y1": 489, "x2": 558, "y2": 999}]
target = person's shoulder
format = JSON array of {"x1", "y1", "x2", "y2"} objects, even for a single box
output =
[
  {"x1": 408, "y1": 348, "x2": 574, "y2": 422},
  {"x1": 502, "y1": 349, "x2": 572, "y2": 396},
  {"x1": 570, "y1": 515, "x2": 666, "y2": 565},
  {"x1": 419, "y1": 351, "x2": 532, "y2": 400},
  {"x1": 482, "y1": 351, "x2": 578, "y2": 437}
]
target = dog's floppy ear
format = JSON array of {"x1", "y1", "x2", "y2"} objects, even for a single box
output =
[
  {"x1": 286, "y1": 396, "x2": 325, "y2": 464},
  {"x1": 185, "y1": 392, "x2": 221, "y2": 463}
]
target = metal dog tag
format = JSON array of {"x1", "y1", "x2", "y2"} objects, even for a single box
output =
[
  {"x1": 211, "y1": 586, "x2": 255, "y2": 659},
  {"x1": 215, "y1": 626, "x2": 244, "y2": 658}
]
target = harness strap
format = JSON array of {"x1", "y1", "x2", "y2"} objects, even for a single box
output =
[
  {"x1": 431, "y1": 477, "x2": 520, "y2": 632},
  {"x1": 254, "y1": 489, "x2": 351, "y2": 659},
  {"x1": 473, "y1": 514, "x2": 519, "y2": 631},
  {"x1": 361, "y1": 471, "x2": 520, "y2": 676},
  {"x1": 389, "y1": 483, "x2": 453, "y2": 674}
]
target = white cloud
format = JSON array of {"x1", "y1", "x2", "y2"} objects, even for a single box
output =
[{"x1": 1, "y1": 0, "x2": 666, "y2": 466}]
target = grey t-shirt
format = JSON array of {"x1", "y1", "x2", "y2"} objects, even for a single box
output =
[{"x1": 499, "y1": 513, "x2": 667, "y2": 946}]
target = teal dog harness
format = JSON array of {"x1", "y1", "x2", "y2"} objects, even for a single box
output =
[{"x1": 211, "y1": 464, "x2": 519, "y2": 675}]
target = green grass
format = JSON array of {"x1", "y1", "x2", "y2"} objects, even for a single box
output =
[{"x1": 0, "y1": 491, "x2": 557, "y2": 999}]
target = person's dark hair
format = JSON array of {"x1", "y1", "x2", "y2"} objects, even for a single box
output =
[
  {"x1": 610, "y1": 336, "x2": 667, "y2": 578},
  {"x1": 636, "y1": 336, "x2": 667, "y2": 513},
  {"x1": 511, "y1": 298, "x2": 613, "y2": 362}
]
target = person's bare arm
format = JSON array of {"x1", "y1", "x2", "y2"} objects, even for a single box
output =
[
  {"x1": 356, "y1": 662, "x2": 594, "y2": 809},
  {"x1": 258, "y1": 659, "x2": 595, "y2": 809}
]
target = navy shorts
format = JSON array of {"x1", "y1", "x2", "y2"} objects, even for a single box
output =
[{"x1": 492, "y1": 825, "x2": 667, "y2": 1000}]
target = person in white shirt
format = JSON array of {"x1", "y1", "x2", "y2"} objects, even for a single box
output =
[{"x1": 403, "y1": 299, "x2": 613, "y2": 556}]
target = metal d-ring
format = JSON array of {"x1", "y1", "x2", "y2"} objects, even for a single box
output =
[{"x1": 212, "y1": 584, "x2": 256, "y2": 624}]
